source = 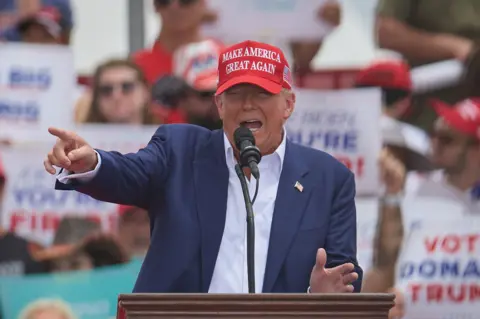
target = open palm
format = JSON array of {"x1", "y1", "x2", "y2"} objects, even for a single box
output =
[{"x1": 309, "y1": 248, "x2": 358, "y2": 293}]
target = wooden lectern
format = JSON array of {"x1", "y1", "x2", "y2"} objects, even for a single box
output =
[{"x1": 117, "y1": 293, "x2": 394, "y2": 318}]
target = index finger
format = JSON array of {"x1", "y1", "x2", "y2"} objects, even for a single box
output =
[{"x1": 48, "y1": 127, "x2": 75, "y2": 141}]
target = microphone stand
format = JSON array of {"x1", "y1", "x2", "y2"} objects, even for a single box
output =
[{"x1": 235, "y1": 164, "x2": 256, "y2": 293}]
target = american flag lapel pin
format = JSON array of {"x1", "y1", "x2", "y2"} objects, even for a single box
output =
[{"x1": 294, "y1": 181, "x2": 304, "y2": 193}]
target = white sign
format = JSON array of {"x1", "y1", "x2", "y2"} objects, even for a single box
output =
[
  {"x1": 75, "y1": 124, "x2": 158, "y2": 154},
  {"x1": 0, "y1": 43, "x2": 75, "y2": 142},
  {"x1": 396, "y1": 217, "x2": 480, "y2": 319},
  {"x1": 0, "y1": 125, "x2": 159, "y2": 246},
  {"x1": 202, "y1": 0, "x2": 333, "y2": 41},
  {"x1": 356, "y1": 198, "x2": 379, "y2": 273},
  {"x1": 286, "y1": 88, "x2": 382, "y2": 195}
]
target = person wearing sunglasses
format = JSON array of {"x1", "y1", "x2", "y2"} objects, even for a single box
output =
[
  {"x1": 364, "y1": 98, "x2": 480, "y2": 317},
  {"x1": 83, "y1": 59, "x2": 157, "y2": 125},
  {"x1": 404, "y1": 98, "x2": 480, "y2": 209},
  {"x1": 172, "y1": 39, "x2": 222, "y2": 130}
]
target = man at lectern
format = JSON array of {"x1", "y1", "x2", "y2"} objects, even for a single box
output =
[{"x1": 44, "y1": 40, "x2": 363, "y2": 294}]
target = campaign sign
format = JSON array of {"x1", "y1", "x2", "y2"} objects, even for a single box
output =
[
  {"x1": 0, "y1": 144, "x2": 118, "y2": 246},
  {"x1": 202, "y1": 0, "x2": 333, "y2": 41},
  {"x1": 0, "y1": 43, "x2": 75, "y2": 142},
  {"x1": 355, "y1": 198, "x2": 379, "y2": 273},
  {"x1": 0, "y1": 259, "x2": 142, "y2": 319},
  {"x1": 286, "y1": 88, "x2": 382, "y2": 195},
  {"x1": 0, "y1": 125, "x2": 158, "y2": 245},
  {"x1": 396, "y1": 218, "x2": 480, "y2": 319}
]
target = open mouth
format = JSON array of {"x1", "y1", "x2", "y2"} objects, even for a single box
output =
[{"x1": 240, "y1": 120, "x2": 263, "y2": 132}]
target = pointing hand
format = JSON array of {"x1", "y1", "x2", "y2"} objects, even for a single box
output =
[{"x1": 43, "y1": 127, "x2": 97, "y2": 175}]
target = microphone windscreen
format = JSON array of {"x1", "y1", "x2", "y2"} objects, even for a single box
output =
[{"x1": 234, "y1": 127, "x2": 255, "y2": 150}]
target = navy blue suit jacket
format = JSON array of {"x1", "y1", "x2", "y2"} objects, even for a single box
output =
[{"x1": 56, "y1": 124, "x2": 363, "y2": 293}]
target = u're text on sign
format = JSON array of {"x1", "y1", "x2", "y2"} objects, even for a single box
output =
[
  {"x1": 285, "y1": 88, "x2": 382, "y2": 196},
  {"x1": 396, "y1": 218, "x2": 480, "y2": 319}
]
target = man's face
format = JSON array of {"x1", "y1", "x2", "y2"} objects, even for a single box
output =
[
  {"x1": 118, "y1": 209, "x2": 150, "y2": 257},
  {"x1": 21, "y1": 23, "x2": 57, "y2": 44},
  {"x1": 155, "y1": 0, "x2": 205, "y2": 32},
  {"x1": 215, "y1": 84, "x2": 295, "y2": 154},
  {"x1": 430, "y1": 118, "x2": 480, "y2": 173}
]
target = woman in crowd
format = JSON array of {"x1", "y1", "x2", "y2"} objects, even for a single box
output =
[{"x1": 77, "y1": 59, "x2": 157, "y2": 125}]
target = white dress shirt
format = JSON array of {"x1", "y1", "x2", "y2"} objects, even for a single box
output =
[{"x1": 57, "y1": 131, "x2": 287, "y2": 293}]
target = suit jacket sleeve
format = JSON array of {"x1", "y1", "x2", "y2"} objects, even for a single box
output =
[
  {"x1": 55, "y1": 126, "x2": 171, "y2": 209},
  {"x1": 325, "y1": 169, "x2": 363, "y2": 292}
]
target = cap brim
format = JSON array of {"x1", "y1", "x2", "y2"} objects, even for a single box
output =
[
  {"x1": 215, "y1": 75, "x2": 282, "y2": 96},
  {"x1": 18, "y1": 16, "x2": 61, "y2": 38},
  {"x1": 429, "y1": 99, "x2": 472, "y2": 134},
  {"x1": 193, "y1": 76, "x2": 217, "y2": 92}
]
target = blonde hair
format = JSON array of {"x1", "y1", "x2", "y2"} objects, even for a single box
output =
[{"x1": 19, "y1": 299, "x2": 77, "y2": 319}]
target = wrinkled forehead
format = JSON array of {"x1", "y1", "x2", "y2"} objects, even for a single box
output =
[{"x1": 225, "y1": 83, "x2": 273, "y2": 93}]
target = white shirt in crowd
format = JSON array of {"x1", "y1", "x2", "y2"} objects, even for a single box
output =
[
  {"x1": 405, "y1": 170, "x2": 480, "y2": 214},
  {"x1": 58, "y1": 131, "x2": 287, "y2": 293}
]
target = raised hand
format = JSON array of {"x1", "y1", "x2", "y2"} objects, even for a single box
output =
[
  {"x1": 44, "y1": 127, "x2": 97, "y2": 175},
  {"x1": 309, "y1": 248, "x2": 358, "y2": 293}
]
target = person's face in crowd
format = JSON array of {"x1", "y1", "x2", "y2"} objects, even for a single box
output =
[
  {"x1": 97, "y1": 66, "x2": 149, "y2": 124},
  {"x1": 50, "y1": 251, "x2": 93, "y2": 273},
  {"x1": 21, "y1": 23, "x2": 58, "y2": 44},
  {"x1": 118, "y1": 209, "x2": 150, "y2": 258},
  {"x1": 384, "y1": 96, "x2": 411, "y2": 120},
  {"x1": 155, "y1": 0, "x2": 206, "y2": 32},
  {"x1": 27, "y1": 309, "x2": 69, "y2": 319},
  {"x1": 430, "y1": 118, "x2": 480, "y2": 174},
  {"x1": 180, "y1": 90, "x2": 222, "y2": 130},
  {"x1": 215, "y1": 84, "x2": 295, "y2": 155}
]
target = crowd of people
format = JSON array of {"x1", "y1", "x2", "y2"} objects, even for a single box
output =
[{"x1": 1, "y1": 0, "x2": 480, "y2": 318}]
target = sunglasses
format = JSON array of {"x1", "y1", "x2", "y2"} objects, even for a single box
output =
[
  {"x1": 431, "y1": 132, "x2": 456, "y2": 145},
  {"x1": 155, "y1": 0, "x2": 198, "y2": 8},
  {"x1": 430, "y1": 131, "x2": 479, "y2": 146},
  {"x1": 98, "y1": 81, "x2": 137, "y2": 97},
  {"x1": 196, "y1": 91, "x2": 215, "y2": 99}
]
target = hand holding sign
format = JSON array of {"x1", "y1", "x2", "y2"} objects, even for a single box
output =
[
  {"x1": 378, "y1": 148, "x2": 406, "y2": 195},
  {"x1": 309, "y1": 248, "x2": 358, "y2": 293},
  {"x1": 318, "y1": 0, "x2": 341, "y2": 27},
  {"x1": 44, "y1": 127, "x2": 97, "y2": 174}
]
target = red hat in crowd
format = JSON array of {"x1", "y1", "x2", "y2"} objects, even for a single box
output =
[
  {"x1": 215, "y1": 40, "x2": 292, "y2": 95},
  {"x1": 430, "y1": 98, "x2": 480, "y2": 139},
  {"x1": 355, "y1": 60, "x2": 412, "y2": 92},
  {"x1": 174, "y1": 39, "x2": 224, "y2": 92},
  {"x1": 17, "y1": 6, "x2": 62, "y2": 39}
]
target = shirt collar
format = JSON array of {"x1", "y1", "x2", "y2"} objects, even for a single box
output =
[{"x1": 223, "y1": 128, "x2": 287, "y2": 172}]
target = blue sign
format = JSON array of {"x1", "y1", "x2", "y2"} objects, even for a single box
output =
[
  {"x1": 8, "y1": 67, "x2": 52, "y2": 90},
  {"x1": 0, "y1": 259, "x2": 142, "y2": 319},
  {"x1": 0, "y1": 100, "x2": 39, "y2": 121}
]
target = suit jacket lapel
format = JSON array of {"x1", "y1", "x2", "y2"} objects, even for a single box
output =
[
  {"x1": 193, "y1": 129, "x2": 229, "y2": 292},
  {"x1": 263, "y1": 141, "x2": 311, "y2": 292}
]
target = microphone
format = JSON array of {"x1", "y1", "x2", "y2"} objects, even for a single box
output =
[
  {"x1": 233, "y1": 126, "x2": 261, "y2": 294},
  {"x1": 233, "y1": 127, "x2": 262, "y2": 179}
]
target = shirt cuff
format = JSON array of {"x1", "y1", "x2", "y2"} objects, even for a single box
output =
[
  {"x1": 56, "y1": 151, "x2": 102, "y2": 184},
  {"x1": 307, "y1": 286, "x2": 311, "y2": 293}
]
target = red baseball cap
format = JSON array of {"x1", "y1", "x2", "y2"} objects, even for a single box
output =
[
  {"x1": 430, "y1": 98, "x2": 480, "y2": 138},
  {"x1": 355, "y1": 60, "x2": 412, "y2": 92},
  {"x1": 174, "y1": 39, "x2": 224, "y2": 92},
  {"x1": 215, "y1": 40, "x2": 292, "y2": 96}
]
